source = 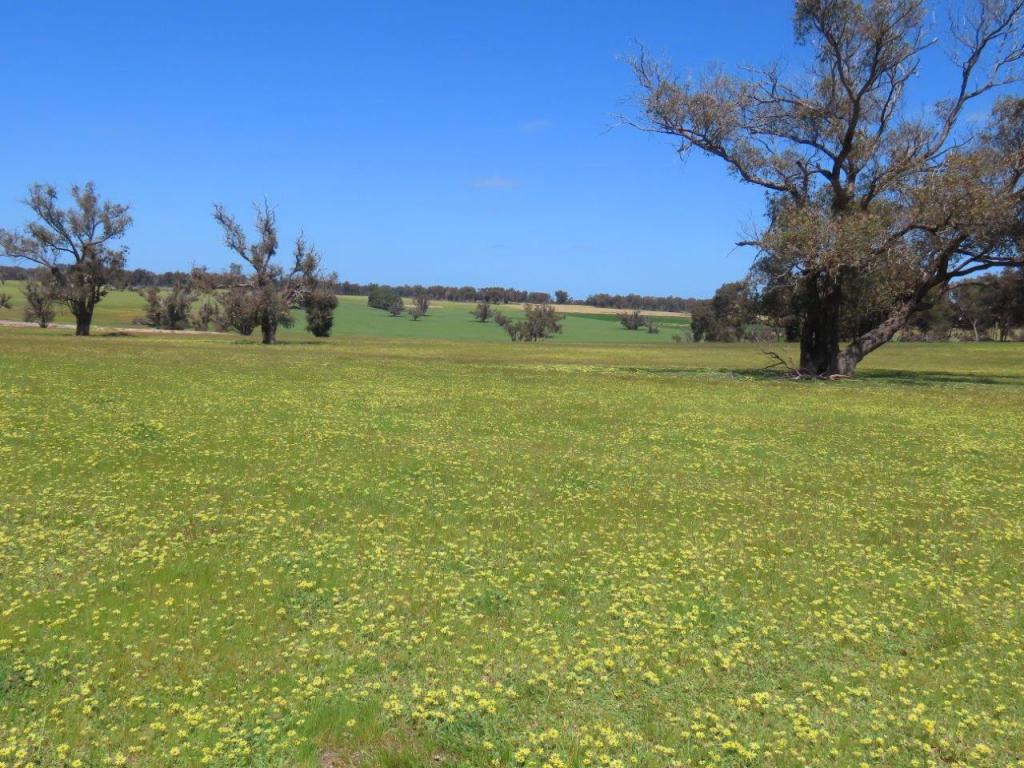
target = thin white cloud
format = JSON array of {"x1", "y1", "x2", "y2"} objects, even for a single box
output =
[
  {"x1": 519, "y1": 119, "x2": 551, "y2": 134},
  {"x1": 470, "y1": 176, "x2": 517, "y2": 189}
]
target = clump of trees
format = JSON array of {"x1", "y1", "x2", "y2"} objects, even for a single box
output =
[
  {"x1": 387, "y1": 297, "x2": 405, "y2": 317},
  {"x1": 0, "y1": 182, "x2": 132, "y2": 336},
  {"x1": 617, "y1": 309, "x2": 656, "y2": 331},
  {"x1": 368, "y1": 284, "x2": 402, "y2": 311},
  {"x1": 495, "y1": 304, "x2": 563, "y2": 341},
  {"x1": 472, "y1": 300, "x2": 493, "y2": 322},
  {"x1": 691, "y1": 282, "x2": 755, "y2": 342},
  {"x1": 904, "y1": 270, "x2": 1024, "y2": 341},
  {"x1": 633, "y1": 0, "x2": 1024, "y2": 375},
  {"x1": 194, "y1": 201, "x2": 334, "y2": 344},
  {"x1": 408, "y1": 293, "x2": 430, "y2": 320},
  {"x1": 138, "y1": 283, "x2": 195, "y2": 330}
]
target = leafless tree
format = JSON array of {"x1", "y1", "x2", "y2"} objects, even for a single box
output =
[
  {"x1": 632, "y1": 0, "x2": 1024, "y2": 375},
  {"x1": 0, "y1": 183, "x2": 132, "y2": 335}
]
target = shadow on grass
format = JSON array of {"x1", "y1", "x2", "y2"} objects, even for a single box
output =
[
  {"x1": 626, "y1": 365, "x2": 1024, "y2": 387},
  {"x1": 854, "y1": 369, "x2": 1024, "y2": 387}
]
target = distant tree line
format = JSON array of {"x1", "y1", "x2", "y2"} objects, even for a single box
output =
[{"x1": 2, "y1": 262, "x2": 705, "y2": 315}]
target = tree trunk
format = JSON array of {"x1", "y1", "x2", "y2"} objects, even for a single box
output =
[
  {"x1": 260, "y1": 316, "x2": 277, "y2": 345},
  {"x1": 835, "y1": 302, "x2": 915, "y2": 376},
  {"x1": 798, "y1": 274, "x2": 841, "y2": 376},
  {"x1": 74, "y1": 306, "x2": 94, "y2": 336}
]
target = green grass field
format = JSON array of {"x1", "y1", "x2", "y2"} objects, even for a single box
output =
[
  {"x1": 1, "y1": 326, "x2": 1022, "y2": 768},
  {"x1": 0, "y1": 285, "x2": 691, "y2": 344}
]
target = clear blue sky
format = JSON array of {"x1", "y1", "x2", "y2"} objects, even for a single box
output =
[{"x1": 0, "y1": 1, "x2": 979, "y2": 297}]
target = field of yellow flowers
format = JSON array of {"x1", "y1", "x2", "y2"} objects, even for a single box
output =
[{"x1": 1, "y1": 328, "x2": 1022, "y2": 768}]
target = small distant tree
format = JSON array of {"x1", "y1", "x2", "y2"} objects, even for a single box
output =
[
  {"x1": 22, "y1": 280, "x2": 56, "y2": 327},
  {"x1": 617, "y1": 310, "x2": 649, "y2": 330},
  {"x1": 0, "y1": 182, "x2": 132, "y2": 336},
  {"x1": 0, "y1": 292, "x2": 10, "y2": 310},
  {"x1": 554, "y1": 289, "x2": 570, "y2": 304},
  {"x1": 414, "y1": 293, "x2": 430, "y2": 317},
  {"x1": 192, "y1": 300, "x2": 221, "y2": 332},
  {"x1": 387, "y1": 297, "x2": 405, "y2": 317},
  {"x1": 304, "y1": 284, "x2": 338, "y2": 337},
  {"x1": 472, "y1": 300, "x2": 493, "y2": 322},
  {"x1": 496, "y1": 303, "x2": 563, "y2": 341},
  {"x1": 138, "y1": 283, "x2": 195, "y2": 330},
  {"x1": 408, "y1": 305, "x2": 425, "y2": 320},
  {"x1": 206, "y1": 201, "x2": 329, "y2": 344}
]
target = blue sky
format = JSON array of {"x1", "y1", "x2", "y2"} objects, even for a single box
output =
[{"x1": 0, "y1": 1, "x2": 988, "y2": 297}]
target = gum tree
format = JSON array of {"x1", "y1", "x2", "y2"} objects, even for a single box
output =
[
  {"x1": 633, "y1": 0, "x2": 1024, "y2": 375},
  {"x1": 206, "y1": 201, "x2": 330, "y2": 344},
  {"x1": 0, "y1": 183, "x2": 132, "y2": 336}
]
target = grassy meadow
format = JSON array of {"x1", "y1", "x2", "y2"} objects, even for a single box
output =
[{"x1": 0, "y1": 326, "x2": 1022, "y2": 768}]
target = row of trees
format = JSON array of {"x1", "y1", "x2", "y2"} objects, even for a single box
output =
[
  {"x1": 0, "y1": 185, "x2": 338, "y2": 343},
  {"x1": 0, "y1": 264, "x2": 706, "y2": 316}
]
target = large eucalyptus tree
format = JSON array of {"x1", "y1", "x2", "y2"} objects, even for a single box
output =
[{"x1": 633, "y1": 0, "x2": 1024, "y2": 375}]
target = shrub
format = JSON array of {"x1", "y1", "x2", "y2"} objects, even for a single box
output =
[
  {"x1": 498, "y1": 303, "x2": 563, "y2": 341},
  {"x1": 192, "y1": 301, "x2": 220, "y2": 332},
  {"x1": 217, "y1": 286, "x2": 259, "y2": 336},
  {"x1": 617, "y1": 310, "x2": 649, "y2": 330},
  {"x1": 22, "y1": 281, "x2": 56, "y2": 328},
  {"x1": 413, "y1": 294, "x2": 430, "y2": 317},
  {"x1": 304, "y1": 286, "x2": 338, "y2": 337},
  {"x1": 137, "y1": 284, "x2": 194, "y2": 330},
  {"x1": 387, "y1": 297, "x2": 405, "y2": 317},
  {"x1": 472, "y1": 301, "x2": 493, "y2": 322}
]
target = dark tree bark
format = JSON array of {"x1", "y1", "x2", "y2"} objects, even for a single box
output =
[
  {"x1": 798, "y1": 274, "x2": 843, "y2": 375},
  {"x1": 75, "y1": 305, "x2": 94, "y2": 336},
  {"x1": 260, "y1": 315, "x2": 277, "y2": 345}
]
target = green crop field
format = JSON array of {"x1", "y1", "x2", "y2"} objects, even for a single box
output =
[
  {"x1": 1, "y1": 327, "x2": 1022, "y2": 768},
  {"x1": 0, "y1": 286, "x2": 690, "y2": 345}
]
